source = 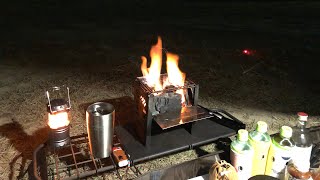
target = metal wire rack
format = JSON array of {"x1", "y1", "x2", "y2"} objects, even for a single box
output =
[
  {"x1": 33, "y1": 133, "x2": 142, "y2": 180},
  {"x1": 136, "y1": 74, "x2": 198, "y2": 94}
]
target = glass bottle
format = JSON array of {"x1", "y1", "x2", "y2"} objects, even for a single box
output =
[
  {"x1": 287, "y1": 161, "x2": 312, "y2": 180},
  {"x1": 291, "y1": 112, "x2": 313, "y2": 169},
  {"x1": 311, "y1": 167, "x2": 320, "y2": 180}
]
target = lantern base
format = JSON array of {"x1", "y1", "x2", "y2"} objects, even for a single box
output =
[{"x1": 49, "y1": 125, "x2": 70, "y2": 149}]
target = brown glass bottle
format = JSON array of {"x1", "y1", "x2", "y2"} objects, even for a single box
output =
[
  {"x1": 287, "y1": 163, "x2": 312, "y2": 180},
  {"x1": 311, "y1": 168, "x2": 320, "y2": 180}
]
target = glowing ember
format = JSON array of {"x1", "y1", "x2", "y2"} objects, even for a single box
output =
[
  {"x1": 140, "y1": 96, "x2": 146, "y2": 107},
  {"x1": 48, "y1": 111, "x2": 70, "y2": 129},
  {"x1": 140, "y1": 36, "x2": 186, "y2": 103}
]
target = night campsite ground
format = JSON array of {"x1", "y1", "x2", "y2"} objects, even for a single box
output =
[{"x1": 0, "y1": 1, "x2": 320, "y2": 179}]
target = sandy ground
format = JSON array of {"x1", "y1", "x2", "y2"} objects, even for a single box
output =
[{"x1": 1, "y1": 1, "x2": 320, "y2": 179}]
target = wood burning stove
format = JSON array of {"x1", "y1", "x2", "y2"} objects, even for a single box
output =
[
  {"x1": 107, "y1": 37, "x2": 246, "y2": 164},
  {"x1": 111, "y1": 74, "x2": 245, "y2": 164},
  {"x1": 133, "y1": 74, "x2": 217, "y2": 146}
]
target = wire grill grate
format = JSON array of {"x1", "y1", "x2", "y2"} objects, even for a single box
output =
[{"x1": 35, "y1": 133, "x2": 141, "y2": 180}]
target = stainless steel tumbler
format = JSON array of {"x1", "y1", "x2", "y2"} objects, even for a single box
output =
[{"x1": 86, "y1": 102, "x2": 115, "y2": 158}]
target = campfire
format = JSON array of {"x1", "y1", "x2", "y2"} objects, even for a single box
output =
[
  {"x1": 140, "y1": 37, "x2": 187, "y2": 105},
  {"x1": 133, "y1": 37, "x2": 213, "y2": 146}
]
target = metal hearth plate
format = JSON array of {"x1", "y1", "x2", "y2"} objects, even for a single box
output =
[{"x1": 154, "y1": 106, "x2": 214, "y2": 130}]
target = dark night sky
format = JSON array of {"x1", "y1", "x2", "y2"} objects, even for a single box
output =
[{"x1": 0, "y1": 1, "x2": 319, "y2": 92}]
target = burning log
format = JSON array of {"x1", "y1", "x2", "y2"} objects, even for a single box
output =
[{"x1": 153, "y1": 92, "x2": 182, "y2": 115}]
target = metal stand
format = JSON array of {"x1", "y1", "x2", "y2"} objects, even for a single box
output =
[
  {"x1": 32, "y1": 134, "x2": 141, "y2": 180},
  {"x1": 116, "y1": 107, "x2": 245, "y2": 164}
]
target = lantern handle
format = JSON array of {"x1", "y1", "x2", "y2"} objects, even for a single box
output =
[
  {"x1": 67, "y1": 87, "x2": 71, "y2": 109},
  {"x1": 45, "y1": 90, "x2": 53, "y2": 113},
  {"x1": 45, "y1": 86, "x2": 71, "y2": 113}
]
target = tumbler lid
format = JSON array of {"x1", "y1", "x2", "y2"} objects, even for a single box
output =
[{"x1": 87, "y1": 102, "x2": 115, "y2": 116}]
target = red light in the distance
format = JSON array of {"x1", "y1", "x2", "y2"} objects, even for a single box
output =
[{"x1": 242, "y1": 49, "x2": 251, "y2": 55}]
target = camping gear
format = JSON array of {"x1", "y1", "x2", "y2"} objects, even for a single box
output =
[
  {"x1": 46, "y1": 86, "x2": 71, "y2": 148},
  {"x1": 86, "y1": 102, "x2": 115, "y2": 158}
]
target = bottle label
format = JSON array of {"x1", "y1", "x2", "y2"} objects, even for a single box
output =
[
  {"x1": 249, "y1": 139, "x2": 271, "y2": 176},
  {"x1": 265, "y1": 143, "x2": 292, "y2": 179},
  {"x1": 230, "y1": 149, "x2": 253, "y2": 180},
  {"x1": 291, "y1": 146, "x2": 312, "y2": 165}
]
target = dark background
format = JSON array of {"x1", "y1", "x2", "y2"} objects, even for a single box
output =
[{"x1": 0, "y1": 1, "x2": 319, "y2": 114}]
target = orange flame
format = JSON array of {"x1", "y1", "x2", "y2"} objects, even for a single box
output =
[
  {"x1": 140, "y1": 36, "x2": 186, "y2": 104},
  {"x1": 141, "y1": 37, "x2": 163, "y2": 91},
  {"x1": 48, "y1": 111, "x2": 70, "y2": 129},
  {"x1": 165, "y1": 53, "x2": 186, "y2": 103},
  {"x1": 165, "y1": 53, "x2": 186, "y2": 87}
]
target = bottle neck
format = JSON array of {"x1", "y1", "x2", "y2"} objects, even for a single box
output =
[{"x1": 297, "y1": 120, "x2": 307, "y2": 129}]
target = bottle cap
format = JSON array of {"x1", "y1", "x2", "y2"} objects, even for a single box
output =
[
  {"x1": 297, "y1": 112, "x2": 308, "y2": 121},
  {"x1": 237, "y1": 129, "x2": 248, "y2": 142},
  {"x1": 280, "y1": 126, "x2": 292, "y2": 138},
  {"x1": 256, "y1": 121, "x2": 268, "y2": 133}
]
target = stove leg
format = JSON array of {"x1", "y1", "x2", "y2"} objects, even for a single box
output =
[{"x1": 184, "y1": 123, "x2": 193, "y2": 134}]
